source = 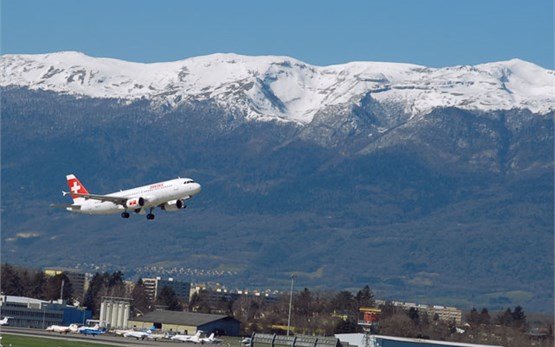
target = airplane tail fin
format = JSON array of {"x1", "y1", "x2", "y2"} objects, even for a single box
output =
[
  {"x1": 66, "y1": 174, "x2": 89, "y2": 202},
  {"x1": 209, "y1": 333, "x2": 215, "y2": 340}
]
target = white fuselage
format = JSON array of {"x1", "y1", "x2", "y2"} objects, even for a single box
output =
[
  {"x1": 69, "y1": 178, "x2": 201, "y2": 215},
  {"x1": 123, "y1": 330, "x2": 150, "y2": 339}
]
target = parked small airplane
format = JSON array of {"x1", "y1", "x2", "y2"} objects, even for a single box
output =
[
  {"x1": 147, "y1": 331, "x2": 170, "y2": 341},
  {"x1": 46, "y1": 324, "x2": 79, "y2": 334},
  {"x1": 78, "y1": 324, "x2": 106, "y2": 336},
  {"x1": 201, "y1": 333, "x2": 223, "y2": 344},
  {"x1": 123, "y1": 329, "x2": 151, "y2": 340},
  {"x1": 0, "y1": 317, "x2": 11, "y2": 326},
  {"x1": 171, "y1": 330, "x2": 202, "y2": 342},
  {"x1": 52, "y1": 174, "x2": 201, "y2": 220}
]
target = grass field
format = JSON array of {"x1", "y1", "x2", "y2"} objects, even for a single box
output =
[{"x1": 1, "y1": 334, "x2": 120, "y2": 347}]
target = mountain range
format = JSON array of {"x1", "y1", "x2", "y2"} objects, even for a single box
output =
[{"x1": 1, "y1": 52, "x2": 553, "y2": 312}]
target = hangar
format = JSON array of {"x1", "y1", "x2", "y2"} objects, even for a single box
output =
[{"x1": 128, "y1": 310, "x2": 240, "y2": 336}]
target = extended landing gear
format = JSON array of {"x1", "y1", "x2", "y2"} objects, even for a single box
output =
[
  {"x1": 121, "y1": 212, "x2": 130, "y2": 219},
  {"x1": 146, "y1": 208, "x2": 155, "y2": 220}
]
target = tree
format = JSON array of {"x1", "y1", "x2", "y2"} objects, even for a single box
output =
[
  {"x1": 479, "y1": 308, "x2": 490, "y2": 325},
  {"x1": 497, "y1": 308, "x2": 513, "y2": 326},
  {"x1": 333, "y1": 317, "x2": 358, "y2": 334},
  {"x1": 83, "y1": 272, "x2": 105, "y2": 316},
  {"x1": 131, "y1": 279, "x2": 151, "y2": 315},
  {"x1": 1, "y1": 264, "x2": 22, "y2": 295},
  {"x1": 295, "y1": 288, "x2": 313, "y2": 316},
  {"x1": 330, "y1": 291, "x2": 356, "y2": 313},
  {"x1": 157, "y1": 286, "x2": 182, "y2": 311},
  {"x1": 407, "y1": 307, "x2": 419, "y2": 325},
  {"x1": 188, "y1": 290, "x2": 211, "y2": 313},
  {"x1": 467, "y1": 307, "x2": 480, "y2": 324},
  {"x1": 44, "y1": 273, "x2": 73, "y2": 302},
  {"x1": 355, "y1": 285, "x2": 375, "y2": 308},
  {"x1": 28, "y1": 271, "x2": 47, "y2": 299},
  {"x1": 511, "y1": 306, "x2": 526, "y2": 329}
]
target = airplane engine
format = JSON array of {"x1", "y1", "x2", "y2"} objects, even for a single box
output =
[
  {"x1": 161, "y1": 199, "x2": 184, "y2": 211},
  {"x1": 126, "y1": 197, "x2": 145, "y2": 209}
]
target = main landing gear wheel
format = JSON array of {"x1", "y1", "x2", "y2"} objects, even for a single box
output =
[
  {"x1": 146, "y1": 213, "x2": 155, "y2": 220},
  {"x1": 121, "y1": 212, "x2": 130, "y2": 219}
]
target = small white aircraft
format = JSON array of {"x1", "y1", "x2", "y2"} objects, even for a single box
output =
[
  {"x1": 46, "y1": 324, "x2": 79, "y2": 334},
  {"x1": 201, "y1": 333, "x2": 223, "y2": 344},
  {"x1": 123, "y1": 329, "x2": 150, "y2": 340},
  {"x1": 53, "y1": 174, "x2": 201, "y2": 220},
  {"x1": 0, "y1": 317, "x2": 11, "y2": 326},
  {"x1": 147, "y1": 332, "x2": 170, "y2": 341},
  {"x1": 171, "y1": 330, "x2": 202, "y2": 342}
]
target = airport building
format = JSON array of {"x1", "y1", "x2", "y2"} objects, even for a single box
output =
[
  {"x1": 44, "y1": 268, "x2": 89, "y2": 302},
  {"x1": 0, "y1": 295, "x2": 91, "y2": 328},
  {"x1": 142, "y1": 277, "x2": 190, "y2": 302},
  {"x1": 335, "y1": 334, "x2": 502, "y2": 347},
  {"x1": 128, "y1": 310, "x2": 240, "y2": 335}
]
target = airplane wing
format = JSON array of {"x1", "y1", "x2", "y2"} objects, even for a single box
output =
[
  {"x1": 50, "y1": 203, "x2": 81, "y2": 210},
  {"x1": 63, "y1": 191, "x2": 127, "y2": 205}
]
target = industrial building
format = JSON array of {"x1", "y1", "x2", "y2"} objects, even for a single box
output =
[
  {"x1": 335, "y1": 334, "x2": 502, "y2": 347},
  {"x1": 99, "y1": 296, "x2": 132, "y2": 329},
  {"x1": 142, "y1": 277, "x2": 190, "y2": 302},
  {"x1": 128, "y1": 310, "x2": 240, "y2": 335},
  {"x1": 0, "y1": 295, "x2": 91, "y2": 328}
]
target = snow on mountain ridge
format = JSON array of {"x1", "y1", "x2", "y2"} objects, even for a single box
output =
[{"x1": 1, "y1": 52, "x2": 553, "y2": 124}]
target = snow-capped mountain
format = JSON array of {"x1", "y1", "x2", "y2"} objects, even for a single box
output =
[
  {"x1": 1, "y1": 51, "x2": 553, "y2": 124},
  {"x1": 1, "y1": 52, "x2": 553, "y2": 313}
]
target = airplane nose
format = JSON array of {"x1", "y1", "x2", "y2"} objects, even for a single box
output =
[{"x1": 194, "y1": 183, "x2": 201, "y2": 194}]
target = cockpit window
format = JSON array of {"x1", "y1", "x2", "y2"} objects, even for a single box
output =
[{"x1": 184, "y1": 180, "x2": 195, "y2": 184}]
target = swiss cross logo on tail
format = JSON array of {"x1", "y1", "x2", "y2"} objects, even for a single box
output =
[
  {"x1": 66, "y1": 174, "x2": 89, "y2": 200},
  {"x1": 71, "y1": 181, "x2": 81, "y2": 194}
]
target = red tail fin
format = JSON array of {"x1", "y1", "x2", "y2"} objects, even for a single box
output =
[{"x1": 66, "y1": 174, "x2": 89, "y2": 201}]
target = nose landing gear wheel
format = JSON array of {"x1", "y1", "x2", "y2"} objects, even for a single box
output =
[
  {"x1": 146, "y1": 213, "x2": 155, "y2": 220},
  {"x1": 121, "y1": 212, "x2": 130, "y2": 218}
]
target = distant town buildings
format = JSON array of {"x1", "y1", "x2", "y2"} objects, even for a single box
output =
[
  {"x1": 142, "y1": 277, "x2": 190, "y2": 302},
  {"x1": 190, "y1": 283, "x2": 279, "y2": 301},
  {"x1": 376, "y1": 300, "x2": 463, "y2": 324}
]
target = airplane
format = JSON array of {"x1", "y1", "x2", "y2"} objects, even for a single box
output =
[
  {"x1": 171, "y1": 330, "x2": 202, "y2": 342},
  {"x1": 123, "y1": 329, "x2": 151, "y2": 340},
  {"x1": 201, "y1": 333, "x2": 223, "y2": 344},
  {"x1": 52, "y1": 174, "x2": 201, "y2": 220},
  {"x1": 46, "y1": 324, "x2": 79, "y2": 334},
  {"x1": 78, "y1": 324, "x2": 106, "y2": 336},
  {"x1": 0, "y1": 317, "x2": 11, "y2": 326},
  {"x1": 147, "y1": 331, "x2": 170, "y2": 341}
]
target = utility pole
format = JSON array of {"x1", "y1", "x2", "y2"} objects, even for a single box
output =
[
  {"x1": 286, "y1": 273, "x2": 296, "y2": 336},
  {"x1": 60, "y1": 278, "x2": 65, "y2": 301}
]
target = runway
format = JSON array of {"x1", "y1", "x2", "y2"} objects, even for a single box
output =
[{"x1": 0, "y1": 327, "x2": 240, "y2": 347}]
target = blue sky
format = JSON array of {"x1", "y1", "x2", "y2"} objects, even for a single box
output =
[{"x1": 1, "y1": 0, "x2": 553, "y2": 68}]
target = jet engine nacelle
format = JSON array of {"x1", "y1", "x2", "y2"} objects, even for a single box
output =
[
  {"x1": 126, "y1": 197, "x2": 145, "y2": 209},
  {"x1": 161, "y1": 199, "x2": 184, "y2": 211}
]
